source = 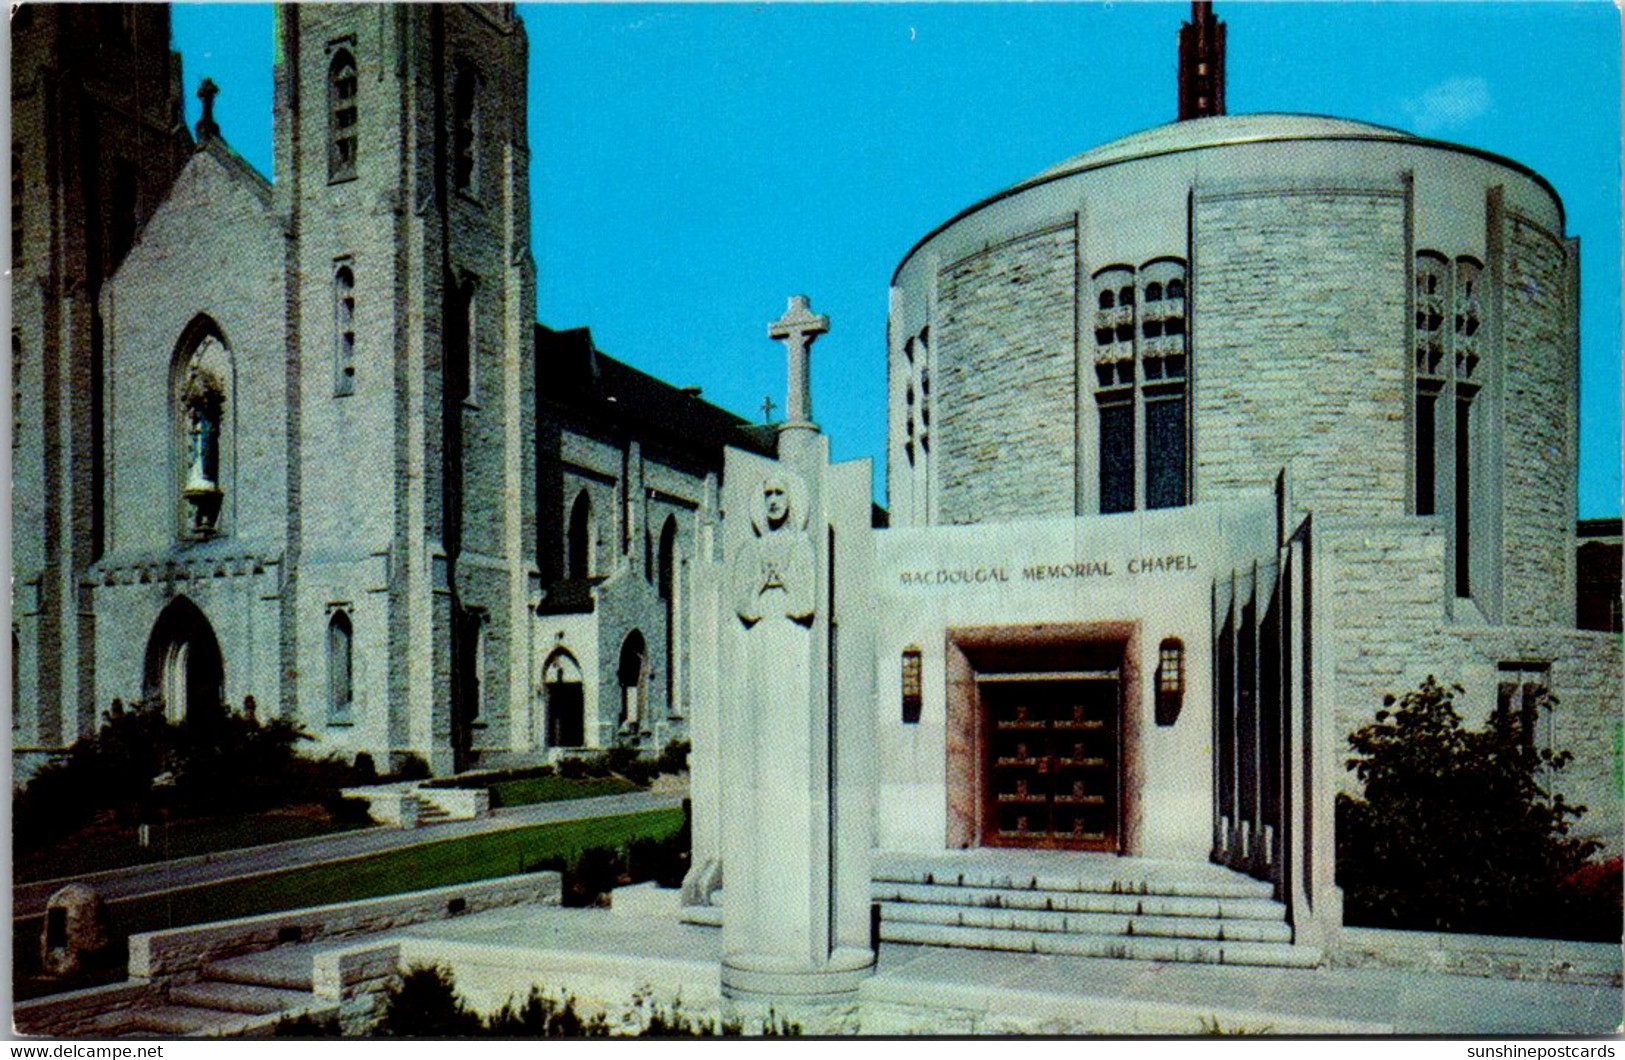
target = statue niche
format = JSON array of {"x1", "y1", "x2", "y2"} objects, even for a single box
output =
[
  {"x1": 180, "y1": 362, "x2": 226, "y2": 535},
  {"x1": 733, "y1": 472, "x2": 815, "y2": 628}
]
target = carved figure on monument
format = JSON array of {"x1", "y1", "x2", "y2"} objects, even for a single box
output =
[{"x1": 733, "y1": 472, "x2": 815, "y2": 627}]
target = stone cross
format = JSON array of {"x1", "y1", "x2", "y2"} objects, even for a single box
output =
[
  {"x1": 196, "y1": 78, "x2": 220, "y2": 140},
  {"x1": 760, "y1": 395, "x2": 777, "y2": 423},
  {"x1": 768, "y1": 295, "x2": 828, "y2": 428}
]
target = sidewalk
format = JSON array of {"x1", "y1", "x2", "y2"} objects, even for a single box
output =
[
  {"x1": 13, "y1": 789, "x2": 687, "y2": 918},
  {"x1": 394, "y1": 904, "x2": 1624, "y2": 1036}
]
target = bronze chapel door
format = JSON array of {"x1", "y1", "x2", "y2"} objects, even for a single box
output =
[{"x1": 982, "y1": 674, "x2": 1120, "y2": 851}]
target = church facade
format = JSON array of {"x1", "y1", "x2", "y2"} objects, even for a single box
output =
[{"x1": 12, "y1": 3, "x2": 770, "y2": 775}]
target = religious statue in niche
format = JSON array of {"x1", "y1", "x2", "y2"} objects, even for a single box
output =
[
  {"x1": 733, "y1": 472, "x2": 815, "y2": 628},
  {"x1": 180, "y1": 362, "x2": 225, "y2": 534}
]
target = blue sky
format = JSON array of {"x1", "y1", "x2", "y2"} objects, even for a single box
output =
[{"x1": 174, "y1": 2, "x2": 1621, "y2": 517}]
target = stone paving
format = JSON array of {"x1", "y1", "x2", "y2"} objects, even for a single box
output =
[{"x1": 380, "y1": 903, "x2": 1622, "y2": 1036}]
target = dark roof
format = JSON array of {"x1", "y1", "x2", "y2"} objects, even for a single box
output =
[
  {"x1": 535, "y1": 324, "x2": 776, "y2": 460},
  {"x1": 1578, "y1": 518, "x2": 1623, "y2": 540}
]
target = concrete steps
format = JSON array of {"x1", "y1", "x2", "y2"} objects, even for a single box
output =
[
  {"x1": 204, "y1": 949, "x2": 317, "y2": 992},
  {"x1": 414, "y1": 796, "x2": 452, "y2": 825},
  {"x1": 873, "y1": 853, "x2": 1321, "y2": 969},
  {"x1": 126, "y1": 1004, "x2": 271, "y2": 1038},
  {"x1": 169, "y1": 980, "x2": 315, "y2": 1015}
]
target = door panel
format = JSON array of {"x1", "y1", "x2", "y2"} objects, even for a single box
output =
[{"x1": 982, "y1": 676, "x2": 1119, "y2": 850}]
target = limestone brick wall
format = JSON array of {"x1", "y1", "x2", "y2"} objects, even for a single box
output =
[
  {"x1": 1193, "y1": 186, "x2": 1410, "y2": 522},
  {"x1": 1319, "y1": 518, "x2": 1622, "y2": 854},
  {"x1": 1497, "y1": 213, "x2": 1576, "y2": 627},
  {"x1": 934, "y1": 223, "x2": 1077, "y2": 525}
]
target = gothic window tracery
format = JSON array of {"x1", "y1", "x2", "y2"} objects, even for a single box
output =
[
  {"x1": 1412, "y1": 250, "x2": 1490, "y2": 598},
  {"x1": 328, "y1": 50, "x2": 358, "y2": 182},
  {"x1": 1092, "y1": 259, "x2": 1189, "y2": 513}
]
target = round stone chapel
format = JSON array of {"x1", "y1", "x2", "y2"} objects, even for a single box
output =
[{"x1": 852, "y1": 25, "x2": 1616, "y2": 953}]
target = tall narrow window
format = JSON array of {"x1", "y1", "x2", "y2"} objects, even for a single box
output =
[
  {"x1": 328, "y1": 611, "x2": 354, "y2": 724},
  {"x1": 618, "y1": 630, "x2": 646, "y2": 731},
  {"x1": 1414, "y1": 252, "x2": 1449, "y2": 516},
  {"x1": 1455, "y1": 390, "x2": 1472, "y2": 597},
  {"x1": 453, "y1": 62, "x2": 478, "y2": 194},
  {"x1": 111, "y1": 160, "x2": 136, "y2": 263},
  {"x1": 328, "y1": 50, "x2": 358, "y2": 182},
  {"x1": 1098, "y1": 399, "x2": 1135, "y2": 513},
  {"x1": 1496, "y1": 661, "x2": 1550, "y2": 752},
  {"x1": 658, "y1": 516, "x2": 679, "y2": 715},
  {"x1": 333, "y1": 265, "x2": 356, "y2": 395},
  {"x1": 568, "y1": 490, "x2": 593, "y2": 579},
  {"x1": 1141, "y1": 258, "x2": 1189, "y2": 508}
]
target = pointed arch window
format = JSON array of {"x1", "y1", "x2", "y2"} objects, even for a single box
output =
[
  {"x1": 328, "y1": 50, "x2": 358, "y2": 182},
  {"x1": 334, "y1": 265, "x2": 356, "y2": 395},
  {"x1": 328, "y1": 610, "x2": 354, "y2": 725},
  {"x1": 453, "y1": 61, "x2": 479, "y2": 194},
  {"x1": 568, "y1": 490, "x2": 594, "y2": 579}
]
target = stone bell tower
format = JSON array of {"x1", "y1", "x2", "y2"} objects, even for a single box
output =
[{"x1": 274, "y1": 3, "x2": 537, "y2": 772}]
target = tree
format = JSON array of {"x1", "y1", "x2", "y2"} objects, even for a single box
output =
[{"x1": 1336, "y1": 676, "x2": 1606, "y2": 939}]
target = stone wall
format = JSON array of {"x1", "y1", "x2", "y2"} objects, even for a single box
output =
[
  {"x1": 1193, "y1": 184, "x2": 1410, "y2": 522},
  {"x1": 1497, "y1": 213, "x2": 1576, "y2": 627},
  {"x1": 1318, "y1": 517, "x2": 1622, "y2": 853},
  {"x1": 935, "y1": 223, "x2": 1077, "y2": 525},
  {"x1": 128, "y1": 871, "x2": 561, "y2": 980}
]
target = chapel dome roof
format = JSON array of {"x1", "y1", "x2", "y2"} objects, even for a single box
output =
[{"x1": 1021, "y1": 112, "x2": 1422, "y2": 186}]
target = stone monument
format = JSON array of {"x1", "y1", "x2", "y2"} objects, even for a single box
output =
[
  {"x1": 706, "y1": 296, "x2": 877, "y2": 1028},
  {"x1": 41, "y1": 883, "x2": 112, "y2": 976}
]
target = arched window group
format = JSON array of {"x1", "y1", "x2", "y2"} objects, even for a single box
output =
[
  {"x1": 1091, "y1": 258, "x2": 1189, "y2": 514},
  {"x1": 328, "y1": 50, "x2": 358, "y2": 181}
]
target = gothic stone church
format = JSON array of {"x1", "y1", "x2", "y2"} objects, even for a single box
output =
[{"x1": 12, "y1": 4, "x2": 774, "y2": 775}]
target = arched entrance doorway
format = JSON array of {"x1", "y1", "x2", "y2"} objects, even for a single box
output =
[
  {"x1": 617, "y1": 630, "x2": 647, "y2": 734},
  {"x1": 541, "y1": 648, "x2": 584, "y2": 748},
  {"x1": 142, "y1": 596, "x2": 225, "y2": 723}
]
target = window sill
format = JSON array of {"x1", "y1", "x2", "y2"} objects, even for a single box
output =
[
  {"x1": 327, "y1": 719, "x2": 355, "y2": 728},
  {"x1": 328, "y1": 173, "x2": 358, "y2": 186}
]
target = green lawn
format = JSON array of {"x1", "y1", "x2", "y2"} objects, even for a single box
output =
[
  {"x1": 486, "y1": 774, "x2": 639, "y2": 808},
  {"x1": 15, "y1": 811, "x2": 372, "y2": 885},
  {"x1": 105, "y1": 808, "x2": 683, "y2": 938},
  {"x1": 14, "y1": 808, "x2": 684, "y2": 1002}
]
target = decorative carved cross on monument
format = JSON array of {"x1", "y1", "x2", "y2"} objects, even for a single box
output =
[
  {"x1": 768, "y1": 295, "x2": 829, "y2": 429},
  {"x1": 760, "y1": 395, "x2": 777, "y2": 424}
]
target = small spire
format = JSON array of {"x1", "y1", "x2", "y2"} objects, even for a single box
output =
[
  {"x1": 196, "y1": 78, "x2": 220, "y2": 140},
  {"x1": 1177, "y1": 2, "x2": 1226, "y2": 121}
]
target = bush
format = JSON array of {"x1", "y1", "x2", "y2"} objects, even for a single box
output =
[
  {"x1": 1337, "y1": 676, "x2": 1607, "y2": 940},
  {"x1": 374, "y1": 965, "x2": 482, "y2": 1037},
  {"x1": 654, "y1": 738, "x2": 691, "y2": 776},
  {"x1": 484, "y1": 989, "x2": 609, "y2": 1038},
  {"x1": 13, "y1": 703, "x2": 358, "y2": 854}
]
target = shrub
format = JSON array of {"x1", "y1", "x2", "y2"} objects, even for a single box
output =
[
  {"x1": 1337, "y1": 676, "x2": 1606, "y2": 940},
  {"x1": 484, "y1": 989, "x2": 609, "y2": 1038},
  {"x1": 13, "y1": 703, "x2": 357, "y2": 854},
  {"x1": 654, "y1": 738, "x2": 691, "y2": 776},
  {"x1": 374, "y1": 965, "x2": 482, "y2": 1038}
]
